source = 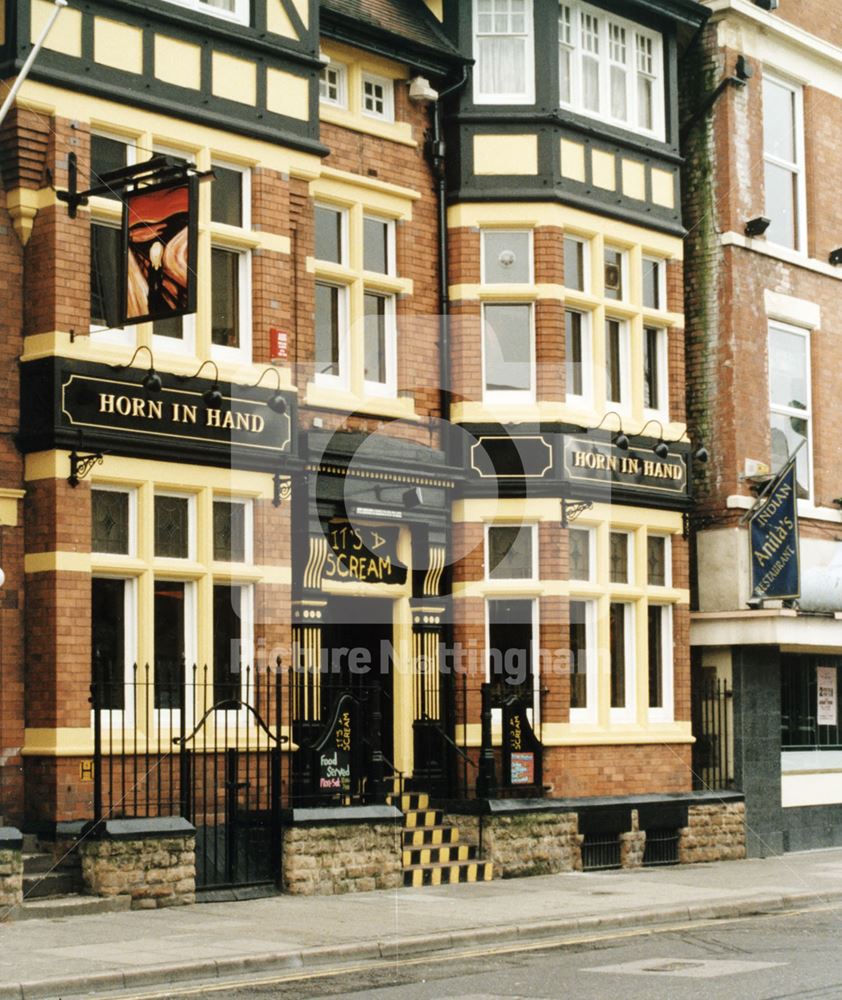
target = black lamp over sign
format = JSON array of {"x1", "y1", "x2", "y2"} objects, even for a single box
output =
[
  {"x1": 591, "y1": 410, "x2": 629, "y2": 451},
  {"x1": 182, "y1": 359, "x2": 223, "y2": 409},
  {"x1": 253, "y1": 368, "x2": 288, "y2": 415},
  {"x1": 638, "y1": 418, "x2": 670, "y2": 459},
  {"x1": 111, "y1": 345, "x2": 162, "y2": 393}
]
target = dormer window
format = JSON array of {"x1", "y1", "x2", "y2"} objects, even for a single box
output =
[{"x1": 558, "y1": 2, "x2": 664, "y2": 140}]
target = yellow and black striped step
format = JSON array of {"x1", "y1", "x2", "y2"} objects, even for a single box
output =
[
  {"x1": 402, "y1": 808, "x2": 444, "y2": 829},
  {"x1": 402, "y1": 843, "x2": 475, "y2": 866},
  {"x1": 403, "y1": 860, "x2": 494, "y2": 888},
  {"x1": 386, "y1": 792, "x2": 430, "y2": 812},
  {"x1": 402, "y1": 825, "x2": 460, "y2": 848}
]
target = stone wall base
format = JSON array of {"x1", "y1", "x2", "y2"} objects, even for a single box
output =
[
  {"x1": 282, "y1": 809, "x2": 402, "y2": 895},
  {"x1": 0, "y1": 829, "x2": 23, "y2": 916},
  {"x1": 80, "y1": 819, "x2": 196, "y2": 909},
  {"x1": 454, "y1": 811, "x2": 582, "y2": 878},
  {"x1": 679, "y1": 802, "x2": 747, "y2": 863}
]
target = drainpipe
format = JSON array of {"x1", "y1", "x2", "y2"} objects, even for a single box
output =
[
  {"x1": 426, "y1": 66, "x2": 468, "y2": 438},
  {"x1": 0, "y1": 0, "x2": 67, "y2": 129}
]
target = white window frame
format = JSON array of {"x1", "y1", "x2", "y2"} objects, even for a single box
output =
[
  {"x1": 569, "y1": 597, "x2": 597, "y2": 724},
  {"x1": 480, "y1": 229, "x2": 534, "y2": 285},
  {"x1": 361, "y1": 73, "x2": 394, "y2": 122},
  {"x1": 609, "y1": 528, "x2": 633, "y2": 585},
  {"x1": 210, "y1": 160, "x2": 251, "y2": 231},
  {"x1": 212, "y1": 496, "x2": 254, "y2": 565},
  {"x1": 609, "y1": 600, "x2": 635, "y2": 722},
  {"x1": 213, "y1": 581, "x2": 255, "y2": 721},
  {"x1": 315, "y1": 281, "x2": 350, "y2": 390},
  {"x1": 568, "y1": 524, "x2": 595, "y2": 583},
  {"x1": 153, "y1": 578, "x2": 198, "y2": 729},
  {"x1": 210, "y1": 243, "x2": 252, "y2": 364},
  {"x1": 646, "y1": 532, "x2": 672, "y2": 589},
  {"x1": 646, "y1": 602, "x2": 674, "y2": 723},
  {"x1": 485, "y1": 597, "x2": 541, "y2": 723},
  {"x1": 362, "y1": 291, "x2": 397, "y2": 398},
  {"x1": 473, "y1": 0, "x2": 536, "y2": 105},
  {"x1": 603, "y1": 244, "x2": 628, "y2": 301},
  {"x1": 362, "y1": 214, "x2": 396, "y2": 276},
  {"x1": 768, "y1": 320, "x2": 812, "y2": 498},
  {"x1": 482, "y1": 301, "x2": 536, "y2": 405},
  {"x1": 604, "y1": 315, "x2": 630, "y2": 412},
  {"x1": 91, "y1": 484, "x2": 138, "y2": 560},
  {"x1": 565, "y1": 307, "x2": 592, "y2": 406},
  {"x1": 161, "y1": 0, "x2": 248, "y2": 25},
  {"x1": 319, "y1": 61, "x2": 348, "y2": 108},
  {"x1": 153, "y1": 491, "x2": 197, "y2": 562},
  {"x1": 485, "y1": 522, "x2": 538, "y2": 581},
  {"x1": 641, "y1": 255, "x2": 666, "y2": 310},
  {"x1": 643, "y1": 325, "x2": 669, "y2": 421},
  {"x1": 558, "y1": 1, "x2": 665, "y2": 141},
  {"x1": 563, "y1": 233, "x2": 590, "y2": 293},
  {"x1": 762, "y1": 71, "x2": 807, "y2": 254},
  {"x1": 91, "y1": 574, "x2": 138, "y2": 727},
  {"x1": 315, "y1": 203, "x2": 349, "y2": 267}
]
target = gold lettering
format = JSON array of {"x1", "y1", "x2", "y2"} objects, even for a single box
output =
[
  {"x1": 115, "y1": 396, "x2": 132, "y2": 416},
  {"x1": 234, "y1": 412, "x2": 251, "y2": 431},
  {"x1": 206, "y1": 409, "x2": 221, "y2": 428},
  {"x1": 181, "y1": 404, "x2": 197, "y2": 425},
  {"x1": 99, "y1": 394, "x2": 116, "y2": 413},
  {"x1": 574, "y1": 450, "x2": 587, "y2": 467},
  {"x1": 251, "y1": 414, "x2": 265, "y2": 433}
]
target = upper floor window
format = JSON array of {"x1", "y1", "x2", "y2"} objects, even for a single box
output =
[
  {"x1": 487, "y1": 524, "x2": 536, "y2": 580},
  {"x1": 763, "y1": 73, "x2": 805, "y2": 252},
  {"x1": 481, "y1": 230, "x2": 532, "y2": 283},
  {"x1": 473, "y1": 0, "x2": 535, "y2": 105},
  {"x1": 320, "y1": 62, "x2": 347, "y2": 108},
  {"x1": 483, "y1": 302, "x2": 534, "y2": 402},
  {"x1": 769, "y1": 322, "x2": 811, "y2": 498},
  {"x1": 642, "y1": 256, "x2": 665, "y2": 310},
  {"x1": 210, "y1": 162, "x2": 251, "y2": 361},
  {"x1": 362, "y1": 73, "x2": 394, "y2": 121},
  {"x1": 163, "y1": 0, "x2": 248, "y2": 24},
  {"x1": 558, "y1": 2, "x2": 664, "y2": 140}
]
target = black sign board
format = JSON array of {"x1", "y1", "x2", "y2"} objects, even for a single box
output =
[
  {"x1": 19, "y1": 358, "x2": 295, "y2": 472},
  {"x1": 470, "y1": 435, "x2": 554, "y2": 479},
  {"x1": 562, "y1": 436, "x2": 688, "y2": 497},
  {"x1": 502, "y1": 699, "x2": 543, "y2": 789},
  {"x1": 319, "y1": 749, "x2": 351, "y2": 793},
  {"x1": 749, "y1": 459, "x2": 800, "y2": 600},
  {"x1": 322, "y1": 522, "x2": 407, "y2": 586}
]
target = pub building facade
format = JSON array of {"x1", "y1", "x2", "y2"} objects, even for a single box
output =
[
  {"x1": 0, "y1": 0, "x2": 745, "y2": 910},
  {"x1": 684, "y1": 0, "x2": 842, "y2": 856}
]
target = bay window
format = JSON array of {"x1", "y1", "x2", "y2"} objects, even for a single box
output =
[
  {"x1": 483, "y1": 303, "x2": 534, "y2": 401},
  {"x1": 558, "y1": 2, "x2": 664, "y2": 140},
  {"x1": 473, "y1": 0, "x2": 535, "y2": 105}
]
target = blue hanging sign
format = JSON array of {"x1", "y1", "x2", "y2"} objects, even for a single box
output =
[{"x1": 749, "y1": 460, "x2": 800, "y2": 601}]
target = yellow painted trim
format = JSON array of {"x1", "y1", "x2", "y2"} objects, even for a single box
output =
[
  {"x1": 212, "y1": 51, "x2": 257, "y2": 106},
  {"x1": 591, "y1": 149, "x2": 616, "y2": 191},
  {"x1": 453, "y1": 580, "x2": 571, "y2": 599},
  {"x1": 24, "y1": 451, "x2": 279, "y2": 498},
  {"x1": 22, "y1": 729, "x2": 94, "y2": 756},
  {"x1": 94, "y1": 17, "x2": 143, "y2": 74},
  {"x1": 453, "y1": 499, "x2": 685, "y2": 534},
  {"x1": 450, "y1": 283, "x2": 565, "y2": 302},
  {"x1": 319, "y1": 104, "x2": 416, "y2": 148},
  {"x1": 320, "y1": 39, "x2": 406, "y2": 80},
  {"x1": 448, "y1": 202, "x2": 683, "y2": 260},
  {"x1": 267, "y1": 68, "x2": 309, "y2": 121},
  {"x1": 17, "y1": 81, "x2": 320, "y2": 178},
  {"x1": 453, "y1": 399, "x2": 687, "y2": 437},
  {"x1": 560, "y1": 138, "x2": 586, "y2": 182},
  {"x1": 24, "y1": 551, "x2": 91, "y2": 574},
  {"x1": 457, "y1": 721, "x2": 693, "y2": 747},
  {"x1": 31, "y1": 0, "x2": 80, "y2": 55},
  {"x1": 0, "y1": 490, "x2": 25, "y2": 527},
  {"x1": 266, "y1": 0, "x2": 299, "y2": 39},
  {"x1": 312, "y1": 171, "x2": 418, "y2": 220},
  {"x1": 318, "y1": 166, "x2": 421, "y2": 204},
  {"x1": 212, "y1": 564, "x2": 292, "y2": 585},
  {"x1": 473, "y1": 135, "x2": 538, "y2": 176},
  {"x1": 304, "y1": 385, "x2": 420, "y2": 421},
  {"x1": 5, "y1": 186, "x2": 56, "y2": 244},
  {"x1": 154, "y1": 34, "x2": 202, "y2": 90}
]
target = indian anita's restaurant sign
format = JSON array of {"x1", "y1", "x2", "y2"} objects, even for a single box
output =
[
  {"x1": 61, "y1": 373, "x2": 292, "y2": 453},
  {"x1": 562, "y1": 437, "x2": 688, "y2": 496},
  {"x1": 322, "y1": 523, "x2": 407, "y2": 585}
]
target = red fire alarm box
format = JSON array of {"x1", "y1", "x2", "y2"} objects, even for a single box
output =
[{"x1": 270, "y1": 327, "x2": 288, "y2": 363}]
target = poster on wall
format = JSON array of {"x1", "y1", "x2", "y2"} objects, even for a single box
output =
[
  {"x1": 817, "y1": 666, "x2": 837, "y2": 727},
  {"x1": 122, "y1": 176, "x2": 198, "y2": 325}
]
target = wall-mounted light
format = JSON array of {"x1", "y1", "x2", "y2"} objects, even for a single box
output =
[
  {"x1": 639, "y1": 418, "x2": 670, "y2": 459},
  {"x1": 735, "y1": 55, "x2": 753, "y2": 81},
  {"x1": 753, "y1": 0, "x2": 778, "y2": 10},
  {"x1": 829, "y1": 248, "x2": 842, "y2": 266},
  {"x1": 591, "y1": 410, "x2": 629, "y2": 450},
  {"x1": 408, "y1": 76, "x2": 439, "y2": 103},
  {"x1": 693, "y1": 445, "x2": 710, "y2": 464},
  {"x1": 182, "y1": 359, "x2": 222, "y2": 409},
  {"x1": 253, "y1": 367, "x2": 288, "y2": 415},
  {"x1": 112, "y1": 345, "x2": 162, "y2": 393},
  {"x1": 745, "y1": 216, "x2": 771, "y2": 238}
]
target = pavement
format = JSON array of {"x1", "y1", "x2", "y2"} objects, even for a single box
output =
[{"x1": 4, "y1": 848, "x2": 842, "y2": 999}]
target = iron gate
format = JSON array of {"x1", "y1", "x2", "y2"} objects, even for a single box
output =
[{"x1": 92, "y1": 663, "x2": 284, "y2": 892}]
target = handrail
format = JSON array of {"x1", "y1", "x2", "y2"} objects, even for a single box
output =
[{"x1": 435, "y1": 726, "x2": 478, "y2": 769}]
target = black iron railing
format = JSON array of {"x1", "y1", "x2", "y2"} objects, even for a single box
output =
[{"x1": 691, "y1": 674, "x2": 734, "y2": 791}]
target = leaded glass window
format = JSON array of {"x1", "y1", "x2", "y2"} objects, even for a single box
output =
[
  {"x1": 647, "y1": 535, "x2": 666, "y2": 586},
  {"x1": 609, "y1": 531, "x2": 629, "y2": 583},
  {"x1": 569, "y1": 528, "x2": 591, "y2": 581},
  {"x1": 154, "y1": 495, "x2": 190, "y2": 558},
  {"x1": 213, "y1": 501, "x2": 246, "y2": 563},
  {"x1": 92, "y1": 489, "x2": 130, "y2": 555}
]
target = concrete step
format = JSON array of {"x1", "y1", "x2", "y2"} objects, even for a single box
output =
[
  {"x1": 403, "y1": 859, "x2": 494, "y2": 888},
  {"x1": 22, "y1": 852, "x2": 56, "y2": 875},
  {"x1": 6, "y1": 894, "x2": 131, "y2": 922},
  {"x1": 23, "y1": 870, "x2": 82, "y2": 900},
  {"x1": 402, "y1": 825, "x2": 460, "y2": 847}
]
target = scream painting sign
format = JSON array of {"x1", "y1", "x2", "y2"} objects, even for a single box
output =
[{"x1": 122, "y1": 177, "x2": 198, "y2": 325}]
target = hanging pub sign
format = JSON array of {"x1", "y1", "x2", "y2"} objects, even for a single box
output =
[
  {"x1": 501, "y1": 697, "x2": 542, "y2": 789},
  {"x1": 749, "y1": 458, "x2": 800, "y2": 601},
  {"x1": 122, "y1": 176, "x2": 198, "y2": 325}
]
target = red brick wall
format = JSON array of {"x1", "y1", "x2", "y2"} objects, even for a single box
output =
[{"x1": 545, "y1": 743, "x2": 692, "y2": 797}]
